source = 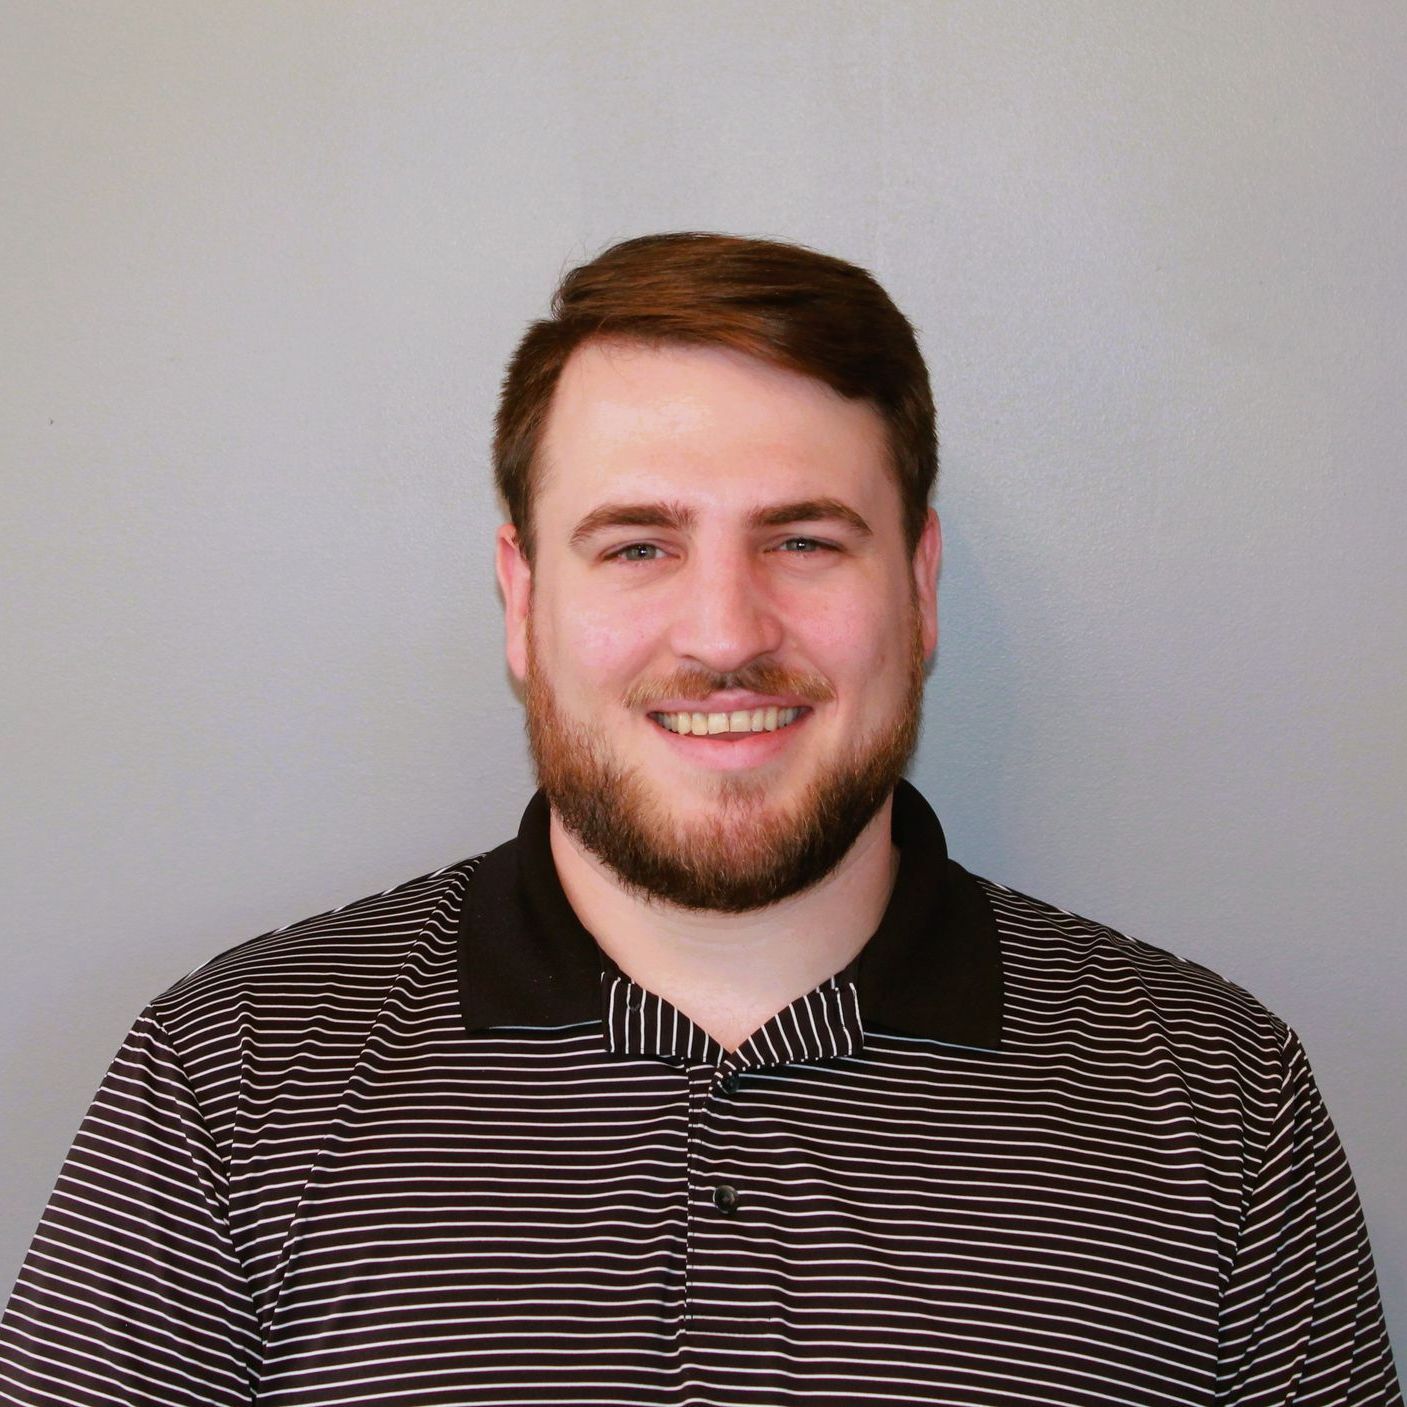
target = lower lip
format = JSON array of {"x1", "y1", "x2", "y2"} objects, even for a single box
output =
[{"x1": 648, "y1": 710, "x2": 812, "y2": 770}]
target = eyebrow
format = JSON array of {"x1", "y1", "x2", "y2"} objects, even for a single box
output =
[
  {"x1": 750, "y1": 498, "x2": 873, "y2": 537},
  {"x1": 569, "y1": 501, "x2": 694, "y2": 546},
  {"x1": 568, "y1": 497, "x2": 873, "y2": 547}
]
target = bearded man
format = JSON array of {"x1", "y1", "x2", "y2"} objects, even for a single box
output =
[{"x1": 1, "y1": 233, "x2": 1399, "y2": 1406}]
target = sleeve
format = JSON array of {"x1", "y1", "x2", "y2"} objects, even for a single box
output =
[
  {"x1": 1216, "y1": 1027, "x2": 1402, "y2": 1405},
  {"x1": 0, "y1": 1009, "x2": 259, "y2": 1406}
]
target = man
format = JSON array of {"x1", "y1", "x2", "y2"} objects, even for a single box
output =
[{"x1": 1, "y1": 233, "x2": 1399, "y2": 1405}]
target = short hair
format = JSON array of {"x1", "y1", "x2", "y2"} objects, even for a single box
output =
[{"x1": 493, "y1": 231, "x2": 937, "y2": 561}]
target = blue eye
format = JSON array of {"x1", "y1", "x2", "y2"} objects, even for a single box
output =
[
  {"x1": 777, "y1": 537, "x2": 832, "y2": 553},
  {"x1": 607, "y1": 543, "x2": 663, "y2": 562}
]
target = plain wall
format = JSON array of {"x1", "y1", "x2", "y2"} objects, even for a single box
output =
[{"x1": 3, "y1": 0, "x2": 1403, "y2": 1361}]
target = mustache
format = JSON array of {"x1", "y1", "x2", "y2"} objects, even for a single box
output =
[{"x1": 623, "y1": 662, "x2": 836, "y2": 709}]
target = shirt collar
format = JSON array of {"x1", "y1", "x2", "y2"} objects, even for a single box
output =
[{"x1": 458, "y1": 779, "x2": 1002, "y2": 1052}]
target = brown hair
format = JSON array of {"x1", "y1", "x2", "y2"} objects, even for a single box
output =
[{"x1": 493, "y1": 231, "x2": 936, "y2": 560}]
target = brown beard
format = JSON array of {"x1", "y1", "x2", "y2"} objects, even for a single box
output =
[{"x1": 523, "y1": 612, "x2": 925, "y2": 913}]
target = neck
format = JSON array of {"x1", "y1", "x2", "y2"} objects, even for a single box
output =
[{"x1": 548, "y1": 795, "x2": 900, "y2": 1052}]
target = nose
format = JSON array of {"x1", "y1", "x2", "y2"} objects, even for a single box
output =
[{"x1": 666, "y1": 549, "x2": 783, "y2": 674}]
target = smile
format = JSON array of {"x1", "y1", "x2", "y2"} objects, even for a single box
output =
[{"x1": 649, "y1": 706, "x2": 808, "y2": 736}]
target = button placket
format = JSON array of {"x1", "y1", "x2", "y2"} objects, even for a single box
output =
[
  {"x1": 681, "y1": 1060, "x2": 713, "y2": 1329},
  {"x1": 686, "y1": 1058, "x2": 773, "y2": 1339},
  {"x1": 703, "y1": 1061, "x2": 745, "y2": 1212},
  {"x1": 701, "y1": 1053, "x2": 751, "y2": 1233}
]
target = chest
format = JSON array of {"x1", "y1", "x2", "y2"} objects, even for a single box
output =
[{"x1": 236, "y1": 1038, "x2": 1237, "y2": 1405}]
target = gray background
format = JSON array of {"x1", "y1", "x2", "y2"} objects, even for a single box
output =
[{"x1": 3, "y1": 0, "x2": 1403, "y2": 1362}]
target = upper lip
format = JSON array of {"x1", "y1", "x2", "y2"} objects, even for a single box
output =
[{"x1": 646, "y1": 694, "x2": 814, "y2": 713}]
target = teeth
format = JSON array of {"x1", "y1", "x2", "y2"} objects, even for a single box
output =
[{"x1": 652, "y1": 706, "x2": 803, "y2": 735}]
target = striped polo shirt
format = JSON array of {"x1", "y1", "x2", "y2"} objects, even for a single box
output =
[{"x1": 1, "y1": 781, "x2": 1399, "y2": 1405}]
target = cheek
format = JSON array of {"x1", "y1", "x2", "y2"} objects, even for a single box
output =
[
  {"x1": 790, "y1": 587, "x2": 902, "y2": 682},
  {"x1": 543, "y1": 594, "x2": 663, "y2": 685}
]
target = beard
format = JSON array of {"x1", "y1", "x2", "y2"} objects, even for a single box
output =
[{"x1": 523, "y1": 612, "x2": 926, "y2": 914}]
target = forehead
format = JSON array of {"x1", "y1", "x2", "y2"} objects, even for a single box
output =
[{"x1": 535, "y1": 339, "x2": 896, "y2": 519}]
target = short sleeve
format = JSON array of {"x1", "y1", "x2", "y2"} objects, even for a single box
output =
[
  {"x1": 0, "y1": 1010, "x2": 258, "y2": 1406},
  {"x1": 1216, "y1": 1027, "x2": 1402, "y2": 1404}
]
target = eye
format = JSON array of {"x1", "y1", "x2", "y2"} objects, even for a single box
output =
[
  {"x1": 774, "y1": 536, "x2": 837, "y2": 554},
  {"x1": 604, "y1": 542, "x2": 666, "y2": 563}
]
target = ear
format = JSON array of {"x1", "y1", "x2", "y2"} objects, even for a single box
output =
[
  {"x1": 912, "y1": 508, "x2": 941, "y2": 659},
  {"x1": 495, "y1": 523, "x2": 532, "y2": 682}
]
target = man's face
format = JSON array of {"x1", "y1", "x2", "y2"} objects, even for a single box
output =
[{"x1": 496, "y1": 339, "x2": 940, "y2": 912}]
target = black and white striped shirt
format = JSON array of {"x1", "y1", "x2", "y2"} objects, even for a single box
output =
[{"x1": 1, "y1": 782, "x2": 1399, "y2": 1405}]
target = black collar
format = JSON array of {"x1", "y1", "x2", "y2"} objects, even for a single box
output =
[{"x1": 458, "y1": 779, "x2": 1002, "y2": 1049}]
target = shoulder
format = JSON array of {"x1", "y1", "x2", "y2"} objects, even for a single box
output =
[
  {"x1": 973, "y1": 872, "x2": 1289, "y2": 1071},
  {"x1": 147, "y1": 855, "x2": 485, "y2": 1044}
]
